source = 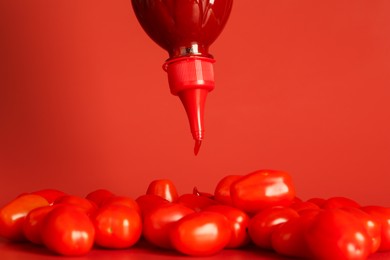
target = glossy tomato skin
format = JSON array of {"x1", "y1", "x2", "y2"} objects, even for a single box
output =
[
  {"x1": 271, "y1": 209, "x2": 320, "y2": 258},
  {"x1": 289, "y1": 201, "x2": 320, "y2": 214},
  {"x1": 193, "y1": 186, "x2": 213, "y2": 198},
  {"x1": 321, "y1": 196, "x2": 361, "y2": 209},
  {"x1": 136, "y1": 194, "x2": 170, "y2": 217},
  {"x1": 248, "y1": 206, "x2": 299, "y2": 249},
  {"x1": 32, "y1": 189, "x2": 66, "y2": 205},
  {"x1": 102, "y1": 196, "x2": 140, "y2": 214},
  {"x1": 92, "y1": 204, "x2": 142, "y2": 249},
  {"x1": 214, "y1": 175, "x2": 242, "y2": 205},
  {"x1": 292, "y1": 196, "x2": 302, "y2": 203},
  {"x1": 146, "y1": 179, "x2": 179, "y2": 202},
  {"x1": 177, "y1": 194, "x2": 218, "y2": 212},
  {"x1": 0, "y1": 194, "x2": 49, "y2": 241},
  {"x1": 170, "y1": 211, "x2": 231, "y2": 256},
  {"x1": 203, "y1": 205, "x2": 250, "y2": 248},
  {"x1": 142, "y1": 203, "x2": 194, "y2": 249},
  {"x1": 305, "y1": 208, "x2": 371, "y2": 260},
  {"x1": 54, "y1": 195, "x2": 97, "y2": 215},
  {"x1": 306, "y1": 197, "x2": 326, "y2": 207},
  {"x1": 41, "y1": 205, "x2": 95, "y2": 256},
  {"x1": 361, "y1": 206, "x2": 390, "y2": 251},
  {"x1": 85, "y1": 189, "x2": 114, "y2": 207},
  {"x1": 230, "y1": 170, "x2": 296, "y2": 214},
  {"x1": 341, "y1": 207, "x2": 382, "y2": 253},
  {"x1": 23, "y1": 205, "x2": 55, "y2": 245}
]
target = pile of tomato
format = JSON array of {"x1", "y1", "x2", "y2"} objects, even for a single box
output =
[{"x1": 1, "y1": 169, "x2": 389, "y2": 259}]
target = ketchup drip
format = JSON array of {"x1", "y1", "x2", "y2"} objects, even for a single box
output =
[{"x1": 132, "y1": 0, "x2": 233, "y2": 155}]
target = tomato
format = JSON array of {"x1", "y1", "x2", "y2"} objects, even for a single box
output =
[
  {"x1": 361, "y1": 206, "x2": 390, "y2": 251},
  {"x1": 292, "y1": 196, "x2": 303, "y2": 203},
  {"x1": 170, "y1": 211, "x2": 231, "y2": 256},
  {"x1": 102, "y1": 195, "x2": 140, "y2": 214},
  {"x1": 91, "y1": 204, "x2": 142, "y2": 249},
  {"x1": 248, "y1": 206, "x2": 299, "y2": 249},
  {"x1": 305, "y1": 208, "x2": 371, "y2": 260},
  {"x1": 289, "y1": 201, "x2": 320, "y2": 214},
  {"x1": 142, "y1": 203, "x2": 194, "y2": 249},
  {"x1": 341, "y1": 207, "x2": 381, "y2": 253},
  {"x1": 193, "y1": 186, "x2": 213, "y2": 198},
  {"x1": 85, "y1": 189, "x2": 114, "y2": 207},
  {"x1": 41, "y1": 205, "x2": 95, "y2": 256},
  {"x1": 54, "y1": 195, "x2": 97, "y2": 215},
  {"x1": 0, "y1": 194, "x2": 49, "y2": 241},
  {"x1": 177, "y1": 194, "x2": 218, "y2": 212},
  {"x1": 146, "y1": 179, "x2": 179, "y2": 202},
  {"x1": 271, "y1": 209, "x2": 320, "y2": 258},
  {"x1": 321, "y1": 196, "x2": 361, "y2": 209},
  {"x1": 214, "y1": 175, "x2": 242, "y2": 205},
  {"x1": 136, "y1": 194, "x2": 170, "y2": 217},
  {"x1": 32, "y1": 189, "x2": 66, "y2": 205},
  {"x1": 306, "y1": 197, "x2": 326, "y2": 207},
  {"x1": 23, "y1": 205, "x2": 55, "y2": 245},
  {"x1": 203, "y1": 205, "x2": 250, "y2": 248},
  {"x1": 230, "y1": 170, "x2": 296, "y2": 214}
]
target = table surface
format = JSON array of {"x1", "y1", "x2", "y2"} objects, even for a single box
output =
[{"x1": 1, "y1": 239, "x2": 390, "y2": 260}]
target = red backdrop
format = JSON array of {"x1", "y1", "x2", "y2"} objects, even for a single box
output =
[{"x1": 1, "y1": 1, "x2": 389, "y2": 207}]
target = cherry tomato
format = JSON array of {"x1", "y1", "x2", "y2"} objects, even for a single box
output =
[
  {"x1": 248, "y1": 206, "x2": 299, "y2": 249},
  {"x1": 177, "y1": 193, "x2": 218, "y2": 212},
  {"x1": 321, "y1": 196, "x2": 361, "y2": 209},
  {"x1": 102, "y1": 195, "x2": 140, "y2": 214},
  {"x1": 135, "y1": 194, "x2": 170, "y2": 217},
  {"x1": 193, "y1": 186, "x2": 213, "y2": 198},
  {"x1": 214, "y1": 175, "x2": 242, "y2": 205},
  {"x1": 146, "y1": 179, "x2": 179, "y2": 202},
  {"x1": 230, "y1": 170, "x2": 296, "y2": 214},
  {"x1": 341, "y1": 207, "x2": 381, "y2": 253},
  {"x1": 170, "y1": 211, "x2": 231, "y2": 256},
  {"x1": 54, "y1": 195, "x2": 97, "y2": 215},
  {"x1": 305, "y1": 208, "x2": 370, "y2": 260},
  {"x1": 142, "y1": 203, "x2": 194, "y2": 249},
  {"x1": 85, "y1": 189, "x2": 114, "y2": 207},
  {"x1": 23, "y1": 205, "x2": 55, "y2": 245},
  {"x1": 306, "y1": 197, "x2": 326, "y2": 207},
  {"x1": 289, "y1": 201, "x2": 320, "y2": 214},
  {"x1": 271, "y1": 209, "x2": 320, "y2": 258},
  {"x1": 32, "y1": 189, "x2": 66, "y2": 205},
  {"x1": 41, "y1": 205, "x2": 95, "y2": 256},
  {"x1": 91, "y1": 204, "x2": 142, "y2": 249},
  {"x1": 0, "y1": 194, "x2": 49, "y2": 241},
  {"x1": 203, "y1": 205, "x2": 250, "y2": 248},
  {"x1": 361, "y1": 206, "x2": 390, "y2": 251},
  {"x1": 292, "y1": 196, "x2": 303, "y2": 203}
]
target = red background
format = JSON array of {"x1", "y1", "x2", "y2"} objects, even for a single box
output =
[
  {"x1": 1, "y1": 1, "x2": 390, "y2": 259},
  {"x1": 1, "y1": 1, "x2": 390, "y2": 207}
]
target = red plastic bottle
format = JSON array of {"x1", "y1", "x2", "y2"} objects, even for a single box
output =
[{"x1": 131, "y1": 0, "x2": 233, "y2": 155}]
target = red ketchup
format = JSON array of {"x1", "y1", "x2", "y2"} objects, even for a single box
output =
[{"x1": 131, "y1": 0, "x2": 233, "y2": 155}]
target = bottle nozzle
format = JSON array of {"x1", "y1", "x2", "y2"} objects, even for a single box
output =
[
  {"x1": 164, "y1": 56, "x2": 215, "y2": 155},
  {"x1": 194, "y1": 140, "x2": 202, "y2": 155},
  {"x1": 179, "y1": 88, "x2": 209, "y2": 155}
]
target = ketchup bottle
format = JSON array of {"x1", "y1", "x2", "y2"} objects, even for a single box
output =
[{"x1": 131, "y1": 0, "x2": 233, "y2": 155}]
